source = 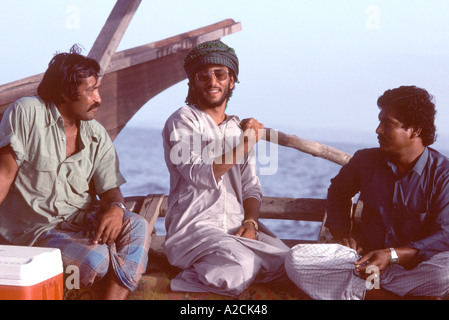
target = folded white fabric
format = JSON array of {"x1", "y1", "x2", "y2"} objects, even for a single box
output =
[{"x1": 285, "y1": 243, "x2": 367, "y2": 300}]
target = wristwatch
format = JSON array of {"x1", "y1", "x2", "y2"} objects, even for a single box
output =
[
  {"x1": 109, "y1": 202, "x2": 126, "y2": 214},
  {"x1": 389, "y1": 248, "x2": 399, "y2": 265}
]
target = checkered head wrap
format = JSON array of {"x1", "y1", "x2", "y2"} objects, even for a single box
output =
[{"x1": 183, "y1": 40, "x2": 239, "y2": 81}]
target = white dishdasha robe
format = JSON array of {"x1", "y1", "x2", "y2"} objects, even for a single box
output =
[{"x1": 162, "y1": 105, "x2": 289, "y2": 296}]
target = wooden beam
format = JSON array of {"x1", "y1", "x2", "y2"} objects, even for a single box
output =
[
  {"x1": 264, "y1": 129, "x2": 352, "y2": 166},
  {"x1": 125, "y1": 194, "x2": 327, "y2": 223},
  {"x1": 96, "y1": 19, "x2": 242, "y2": 140},
  {"x1": 0, "y1": 0, "x2": 142, "y2": 110},
  {"x1": 107, "y1": 19, "x2": 241, "y2": 74},
  {"x1": 88, "y1": 0, "x2": 142, "y2": 74},
  {"x1": 260, "y1": 197, "x2": 326, "y2": 221}
]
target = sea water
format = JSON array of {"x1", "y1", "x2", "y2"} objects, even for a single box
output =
[{"x1": 114, "y1": 126, "x2": 366, "y2": 241}]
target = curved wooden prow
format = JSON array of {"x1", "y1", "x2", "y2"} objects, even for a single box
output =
[
  {"x1": 0, "y1": 0, "x2": 241, "y2": 140},
  {"x1": 0, "y1": 0, "x2": 143, "y2": 134},
  {"x1": 97, "y1": 18, "x2": 242, "y2": 140}
]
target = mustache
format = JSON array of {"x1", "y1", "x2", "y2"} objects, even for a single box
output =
[{"x1": 88, "y1": 102, "x2": 101, "y2": 111}]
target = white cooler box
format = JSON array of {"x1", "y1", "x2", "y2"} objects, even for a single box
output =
[{"x1": 0, "y1": 245, "x2": 63, "y2": 300}]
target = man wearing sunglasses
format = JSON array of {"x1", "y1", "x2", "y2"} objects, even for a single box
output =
[{"x1": 162, "y1": 40, "x2": 289, "y2": 296}]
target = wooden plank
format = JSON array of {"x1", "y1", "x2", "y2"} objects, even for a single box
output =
[
  {"x1": 124, "y1": 195, "x2": 146, "y2": 212},
  {"x1": 97, "y1": 49, "x2": 189, "y2": 139},
  {"x1": 145, "y1": 195, "x2": 326, "y2": 222},
  {"x1": 0, "y1": 74, "x2": 42, "y2": 109},
  {"x1": 126, "y1": 194, "x2": 330, "y2": 252},
  {"x1": 260, "y1": 197, "x2": 326, "y2": 221},
  {"x1": 138, "y1": 194, "x2": 165, "y2": 234},
  {"x1": 106, "y1": 19, "x2": 242, "y2": 73},
  {"x1": 88, "y1": 0, "x2": 142, "y2": 73}
]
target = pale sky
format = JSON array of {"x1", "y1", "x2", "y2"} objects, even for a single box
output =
[{"x1": 1, "y1": 0, "x2": 449, "y2": 149}]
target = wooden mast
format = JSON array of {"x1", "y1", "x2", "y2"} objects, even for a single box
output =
[
  {"x1": 0, "y1": 0, "x2": 142, "y2": 114},
  {"x1": 88, "y1": 0, "x2": 142, "y2": 75}
]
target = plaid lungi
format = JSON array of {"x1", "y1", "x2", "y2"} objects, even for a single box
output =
[{"x1": 36, "y1": 211, "x2": 151, "y2": 292}]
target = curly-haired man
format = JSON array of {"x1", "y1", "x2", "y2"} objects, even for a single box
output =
[
  {"x1": 0, "y1": 45, "x2": 150, "y2": 299},
  {"x1": 286, "y1": 86, "x2": 449, "y2": 300}
]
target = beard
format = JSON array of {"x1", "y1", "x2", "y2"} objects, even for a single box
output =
[{"x1": 195, "y1": 83, "x2": 233, "y2": 108}]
